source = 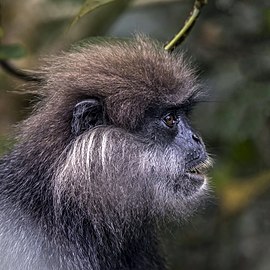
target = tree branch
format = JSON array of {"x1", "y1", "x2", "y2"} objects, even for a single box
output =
[
  {"x1": 164, "y1": 0, "x2": 207, "y2": 52},
  {"x1": 0, "y1": 60, "x2": 43, "y2": 82}
]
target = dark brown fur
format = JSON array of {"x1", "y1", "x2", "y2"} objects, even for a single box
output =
[{"x1": 0, "y1": 36, "x2": 209, "y2": 270}]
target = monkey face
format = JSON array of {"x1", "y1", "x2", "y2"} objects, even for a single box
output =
[
  {"x1": 53, "y1": 98, "x2": 211, "y2": 221},
  {"x1": 34, "y1": 36, "x2": 212, "y2": 220},
  {"x1": 139, "y1": 105, "x2": 211, "y2": 196}
]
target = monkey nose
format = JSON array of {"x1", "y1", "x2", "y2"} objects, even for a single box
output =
[{"x1": 192, "y1": 133, "x2": 202, "y2": 144}]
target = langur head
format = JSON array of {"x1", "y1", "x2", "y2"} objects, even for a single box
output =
[{"x1": 22, "y1": 35, "x2": 211, "y2": 222}]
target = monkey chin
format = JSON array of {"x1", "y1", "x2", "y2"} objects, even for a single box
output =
[
  {"x1": 153, "y1": 176, "x2": 209, "y2": 222},
  {"x1": 171, "y1": 173, "x2": 207, "y2": 200}
]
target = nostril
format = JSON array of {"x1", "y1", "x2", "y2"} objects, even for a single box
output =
[{"x1": 192, "y1": 133, "x2": 201, "y2": 144}]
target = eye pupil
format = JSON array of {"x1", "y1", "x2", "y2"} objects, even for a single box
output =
[{"x1": 164, "y1": 114, "x2": 177, "y2": 128}]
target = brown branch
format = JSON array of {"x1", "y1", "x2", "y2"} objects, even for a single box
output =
[
  {"x1": 164, "y1": 0, "x2": 207, "y2": 52},
  {"x1": 0, "y1": 3, "x2": 42, "y2": 83},
  {"x1": 0, "y1": 60, "x2": 43, "y2": 82}
]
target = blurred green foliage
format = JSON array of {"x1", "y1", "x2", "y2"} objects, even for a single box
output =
[
  {"x1": 0, "y1": 135, "x2": 14, "y2": 156},
  {"x1": 0, "y1": 44, "x2": 27, "y2": 59},
  {"x1": 71, "y1": 0, "x2": 130, "y2": 27}
]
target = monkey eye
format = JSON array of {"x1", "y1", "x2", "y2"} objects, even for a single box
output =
[{"x1": 163, "y1": 113, "x2": 178, "y2": 128}]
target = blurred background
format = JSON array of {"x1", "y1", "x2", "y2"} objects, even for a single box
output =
[{"x1": 0, "y1": 0, "x2": 270, "y2": 269}]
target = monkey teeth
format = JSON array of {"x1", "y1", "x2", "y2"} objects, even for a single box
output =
[{"x1": 186, "y1": 158, "x2": 212, "y2": 175}]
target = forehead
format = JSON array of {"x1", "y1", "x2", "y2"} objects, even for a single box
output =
[{"x1": 43, "y1": 36, "x2": 200, "y2": 129}]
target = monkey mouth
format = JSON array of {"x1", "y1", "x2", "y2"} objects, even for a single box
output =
[
  {"x1": 172, "y1": 158, "x2": 212, "y2": 196},
  {"x1": 185, "y1": 171, "x2": 205, "y2": 184},
  {"x1": 184, "y1": 159, "x2": 210, "y2": 182}
]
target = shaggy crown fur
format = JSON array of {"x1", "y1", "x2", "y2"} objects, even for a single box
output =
[{"x1": 39, "y1": 35, "x2": 199, "y2": 130}]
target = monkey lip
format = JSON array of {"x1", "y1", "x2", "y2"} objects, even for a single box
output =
[
  {"x1": 185, "y1": 172, "x2": 205, "y2": 183},
  {"x1": 173, "y1": 161, "x2": 209, "y2": 196},
  {"x1": 184, "y1": 160, "x2": 209, "y2": 182}
]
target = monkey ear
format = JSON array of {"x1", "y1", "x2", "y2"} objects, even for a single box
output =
[{"x1": 71, "y1": 99, "x2": 104, "y2": 136}]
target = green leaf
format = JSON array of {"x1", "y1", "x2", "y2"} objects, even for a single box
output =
[
  {"x1": 71, "y1": 0, "x2": 118, "y2": 27},
  {"x1": 0, "y1": 44, "x2": 27, "y2": 60}
]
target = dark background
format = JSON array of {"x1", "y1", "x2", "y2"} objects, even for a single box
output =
[{"x1": 0, "y1": 0, "x2": 270, "y2": 269}]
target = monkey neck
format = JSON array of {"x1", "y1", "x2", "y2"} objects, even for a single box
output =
[
  {"x1": 0, "y1": 142, "x2": 162, "y2": 269},
  {"x1": 55, "y1": 206, "x2": 159, "y2": 269}
]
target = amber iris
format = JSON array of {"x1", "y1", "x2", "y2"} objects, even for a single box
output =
[{"x1": 164, "y1": 114, "x2": 177, "y2": 128}]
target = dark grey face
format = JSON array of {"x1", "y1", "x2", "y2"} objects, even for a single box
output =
[
  {"x1": 139, "y1": 103, "x2": 209, "y2": 198},
  {"x1": 55, "y1": 97, "x2": 211, "y2": 220}
]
